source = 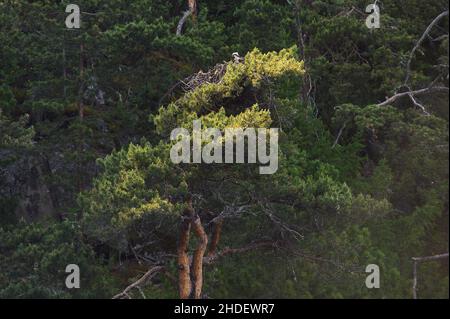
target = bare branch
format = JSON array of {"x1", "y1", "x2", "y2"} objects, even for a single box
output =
[
  {"x1": 412, "y1": 253, "x2": 449, "y2": 299},
  {"x1": 176, "y1": 1, "x2": 198, "y2": 36},
  {"x1": 412, "y1": 253, "x2": 449, "y2": 262},
  {"x1": 408, "y1": 93, "x2": 430, "y2": 115},
  {"x1": 404, "y1": 11, "x2": 449, "y2": 85},
  {"x1": 376, "y1": 86, "x2": 448, "y2": 107},
  {"x1": 332, "y1": 121, "x2": 348, "y2": 148},
  {"x1": 112, "y1": 266, "x2": 165, "y2": 299},
  {"x1": 260, "y1": 203, "x2": 304, "y2": 241},
  {"x1": 176, "y1": 10, "x2": 192, "y2": 36}
]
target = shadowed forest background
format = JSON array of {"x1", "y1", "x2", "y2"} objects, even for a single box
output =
[{"x1": 0, "y1": 0, "x2": 448, "y2": 299}]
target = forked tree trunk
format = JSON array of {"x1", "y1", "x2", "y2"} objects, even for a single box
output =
[{"x1": 177, "y1": 197, "x2": 208, "y2": 299}]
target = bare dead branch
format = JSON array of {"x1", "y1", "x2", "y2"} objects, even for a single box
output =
[
  {"x1": 112, "y1": 266, "x2": 165, "y2": 299},
  {"x1": 332, "y1": 121, "x2": 348, "y2": 148},
  {"x1": 208, "y1": 204, "x2": 252, "y2": 226},
  {"x1": 259, "y1": 203, "x2": 304, "y2": 241},
  {"x1": 412, "y1": 253, "x2": 449, "y2": 262},
  {"x1": 432, "y1": 34, "x2": 449, "y2": 42},
  {"x1": 412, "y1": 253, "x2": 449, "y2": 299},
  {"x1": 408, "y1": 93, "x2": 429, "y2": 115},
  {"x1": 404, "y1": 11, "x2": 449, "y2": 85},
  {"x1": 176, "y1": 10, "x2": 192, "y2": 36},
  {"x1": 176, "y1": 1, "x2": 197, "y2": 36},
  {"x1": 376, "y1": 86, "x2": 449, "y2": 107}
]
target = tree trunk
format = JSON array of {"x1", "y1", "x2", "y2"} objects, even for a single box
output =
[
  {"x1": 207, "y1": 218, "x2": 223, "y2": 257},
  {"x1": 178, "y1": 208, "x2": 192, "y2": 299},
  {"x1": 177, "y1": 196, "x2": 209, "y2": 299},
  {"x1": 190, "y1": 214, "x2": 208, "y2": 299},
  {"x1": 188, "y1": 0, "x2": 197, "y2": 18}
]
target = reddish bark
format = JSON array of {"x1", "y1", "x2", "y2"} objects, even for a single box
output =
[
  {"x1": 178, "y1": 201, "x2": 193, "y2": 299},
  {"x1": 177, "y1": 196, "x2": 208, "y2": 299},
  {"x1": 190, "y1": 214, "x2": 208, "y2": 299},
  {"x1": 207, "y1": 218, "x2": 223, "y2": 257},
  {"x1": 188, "y1": 0, "x2": 197, "y2": 17}
]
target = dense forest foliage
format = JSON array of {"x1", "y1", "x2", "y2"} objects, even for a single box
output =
[{"x1": 0, "y1": 0, "x2": 448, "y2": 299}]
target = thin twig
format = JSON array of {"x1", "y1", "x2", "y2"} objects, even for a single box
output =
[{"x1": 332, "y1": 121, "x2": 348, "y2": 148}]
